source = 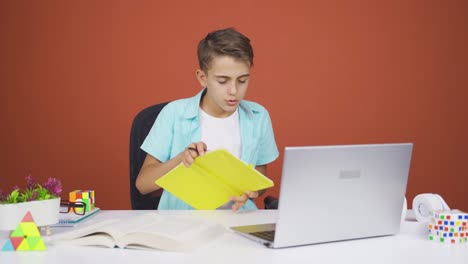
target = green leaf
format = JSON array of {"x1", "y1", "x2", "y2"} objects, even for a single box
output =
[{"x1": 6, "y1": 189, "x2": 19, "y2": 203}]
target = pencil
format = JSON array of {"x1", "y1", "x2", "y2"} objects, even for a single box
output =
[{"x1": 187, "y1": 147, "x2": 207, "y2": 153}]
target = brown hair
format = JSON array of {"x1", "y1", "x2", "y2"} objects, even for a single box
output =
[{"x1": 197, "y1": 28, "x2": 254, "y2": 72}]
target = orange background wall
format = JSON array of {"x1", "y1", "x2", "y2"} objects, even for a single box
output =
[{"x1": 1, "y1": 1, "x2": 467, "y2": 211}]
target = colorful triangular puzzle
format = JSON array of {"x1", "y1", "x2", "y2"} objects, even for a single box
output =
[{"x1": 1, "y1": 211, "x2": 47, "y2": 251}]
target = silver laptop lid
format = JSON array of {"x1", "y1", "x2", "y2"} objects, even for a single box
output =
[{"x1": 273, "y1": 143, "x2": 413, "y2": 248}]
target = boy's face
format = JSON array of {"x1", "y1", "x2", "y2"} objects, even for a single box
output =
[{"x1": 196, "y1": 55, "x2": 250, "y2": 118}]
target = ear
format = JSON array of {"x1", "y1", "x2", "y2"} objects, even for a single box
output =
[{"x1": 196, "y1": 69, "x2": 207, "y2": 87}]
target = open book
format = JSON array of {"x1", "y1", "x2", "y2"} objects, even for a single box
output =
[
  {"x1": 51, "y1": 213, "x2": 226, "y2": 251},
  {"x1": 155, "y1": 149, "x2": 274, "y2": 209}
]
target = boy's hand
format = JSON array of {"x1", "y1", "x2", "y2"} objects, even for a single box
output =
[
  {"x1": 231, "y1": 190, "x2": 258, "y2": 212},
  {"x1": 182, "y1": 142, "x2": 207, "y2": 167}
]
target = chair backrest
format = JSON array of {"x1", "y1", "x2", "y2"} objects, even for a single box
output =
[
  {"x1": 129, "y1": 102, "x2": 169, "y2": 209},
  {"x1": 264, "y1": 195, "x2": 279, "y2": 209}
]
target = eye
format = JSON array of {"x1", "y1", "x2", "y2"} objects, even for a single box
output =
[
  {"x1": 238, "y1": 79, "x2": 248, "y2": 84},
  {"x1": 216, "y1": 78, "x2": 228, "y2": 84}
]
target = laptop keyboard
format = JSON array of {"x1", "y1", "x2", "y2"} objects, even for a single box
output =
[{"x1": 250, "y1": 230, "x2": 275, "y2": 242}]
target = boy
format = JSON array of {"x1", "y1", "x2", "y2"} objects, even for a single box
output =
[{"x1": 136, "y1": 28, "x2": 279, "y2": 211}]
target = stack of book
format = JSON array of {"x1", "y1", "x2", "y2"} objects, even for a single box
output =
[{"x1": 53, "y1": 207, "x2": 100, "y2": 227}]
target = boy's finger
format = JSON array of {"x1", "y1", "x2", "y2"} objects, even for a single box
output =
[
  {"x1": 231, "y1": 194, "x2": 248, "y2": 203},
  {"x1": 246, "y1": 191, "x2": 258, "y2": 198},
  {"x1": 232, "y1": 203, "x2": 240, "y2": 212},
  {"x1": 196, "y1": 142, "x2": 207, "y2": 156},
  {"x1": 232, "y1": 201, "x2": 245, "y2": 212},
  {"x1": 187, "y1": 148, "x2": 199, "y2": 158},
  {"x1": 197, "y1": 146, "x2": 205, "y2": 156},
  {"x1": 183, "y1": 152, "x2": 194, "y2": 167}
]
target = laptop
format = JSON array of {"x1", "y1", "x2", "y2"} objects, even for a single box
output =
[{"x1": 231, "y1": 143, "x2": 413, "y2": 248}]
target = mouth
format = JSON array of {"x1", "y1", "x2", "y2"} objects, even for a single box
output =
[{"x1": 226, "y1": 99, "x2": 238, "y2": 106}]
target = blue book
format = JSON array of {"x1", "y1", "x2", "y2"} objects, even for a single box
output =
[{"x1": 53, "y1": 208, "x2": 101, "y2": 227}]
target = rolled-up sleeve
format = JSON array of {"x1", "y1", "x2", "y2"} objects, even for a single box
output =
[
  {"x1": 140, "y1": 105, "x2": 174, "y2": 163},
  {"x1": 256, "y1": 109, "x2": 279, "y2": 166}
]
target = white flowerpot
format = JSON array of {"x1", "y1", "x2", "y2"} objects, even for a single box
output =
[{"x1": 0, "y1": 198, "x2": 60, "y2": 230}]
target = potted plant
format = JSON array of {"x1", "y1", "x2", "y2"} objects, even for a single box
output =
[{"x1": 0, "y1": 175, "x2": 62, "y2": 230}]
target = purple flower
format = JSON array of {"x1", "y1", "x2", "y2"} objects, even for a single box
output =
[
  {"x1": 0, "y1": 189, "x2": 4, "y2": 201},
  {"x1": 43, "y1": 177, "x2": 62, "y2": 196},
  {"x1": 12, "y1": 185, "x2": 20, "y2": 191},
  {"x1": 25, "y1": 174, "x2": 36, "y2": 189}
]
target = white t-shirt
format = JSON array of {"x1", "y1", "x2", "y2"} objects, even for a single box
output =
[
  {"x1": 199, "y1": 108, "x2": 241, "y2": 158},
  {"x1": 199, "y1": 108, "x2": 242, "y2": 210}
]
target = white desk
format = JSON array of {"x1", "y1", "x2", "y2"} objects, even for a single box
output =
[{"x1": 1, "y1": 210, "x2": 467, "y2": 264}]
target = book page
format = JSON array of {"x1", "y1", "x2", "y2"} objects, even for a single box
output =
[
  {"x1": 116, "y1": 213, "x2": 226, "y2": 251},
  {"x1": 104, "y1": 213, "x2": 165, "y2": 240},
  {"x1": 52, "y1": 233, "x2": 116, "y2": 248},
  {"x1": 199, "y1": 149, "x2": 274, "y2": 193},
  {"x1": 51, "y1": 216, "x2": 157, "y2": 245},
  {"x1": 52, "y1": 214, "x2": 164, "y2": 245},
  {"x1": 51, "y1": 219, "x2": 119, "y2": 246},
  {"x1": 156, "y1": 163, "x2": 235, "y2": 209}
]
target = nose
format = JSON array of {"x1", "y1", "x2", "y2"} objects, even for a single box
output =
[{"x1": 228, "y1": 82, "x2": 237, "y2": 95}]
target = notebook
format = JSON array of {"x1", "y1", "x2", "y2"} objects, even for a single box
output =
[
  {"x1": 155, "y1": 149, "x2": 274, "y2": 209},
  {"x1": 231, "y1": 143, "x2": 413, "y2": 248},
  {"x1": 53, "y1": 207, "x2": 101, "y2": 227}
]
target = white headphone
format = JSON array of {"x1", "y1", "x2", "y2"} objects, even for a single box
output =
[{"x1": 412, "y1": 193, "x2": 450, "y2": 222}]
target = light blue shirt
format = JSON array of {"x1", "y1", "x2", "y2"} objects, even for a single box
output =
[{"x1": 141, "y1": 89, "x2": 279, "y2": 210}]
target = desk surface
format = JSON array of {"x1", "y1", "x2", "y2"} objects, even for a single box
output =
[{"x1": 1, "y1": 210, "x2": 467, "y2": 264}]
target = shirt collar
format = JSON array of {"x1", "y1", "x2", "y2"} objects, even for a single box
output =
[{"x1": 183, "y1": 88, "x2": 260, "y2": 120}]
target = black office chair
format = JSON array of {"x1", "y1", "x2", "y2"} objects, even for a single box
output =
[
  {"x1": 264, "y1": 195, "x2": 279, "y2": 209},
  {"x1": 129, "y1": 102, "x2": 169, "y2": 210},
  {"x1": 130, "y1": 101, "x2": 279, "y2": 210}
]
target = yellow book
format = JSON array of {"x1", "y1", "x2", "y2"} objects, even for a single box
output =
[{"x1": 155, "y1": 149, "x2": 274, "y2": 209}]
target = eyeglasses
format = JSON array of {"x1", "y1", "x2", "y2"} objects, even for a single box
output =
[{"x1": 60, "y1": 200, "x2": 87, "y2": 215}]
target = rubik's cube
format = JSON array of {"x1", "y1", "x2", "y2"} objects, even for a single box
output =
[
  {"x1": 69, "y1": 190, "x2": 95, "y2": 212},
  {"x1": 1, "y1": 211, "x2": 47, "y2": 251},
  {"x1": 428, "y1": 210, "x2": 468, "y2": 244}
]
